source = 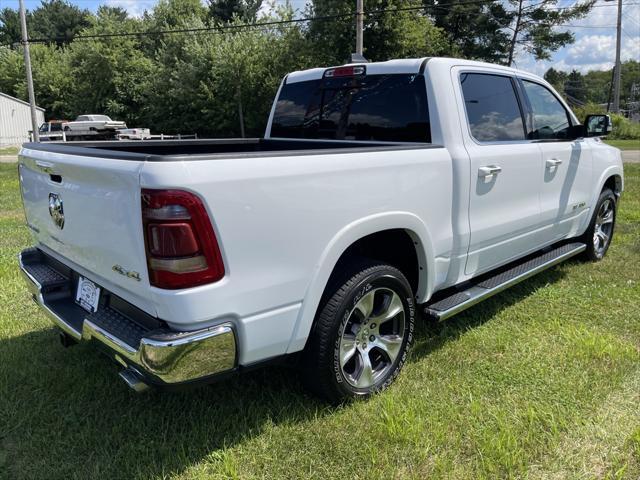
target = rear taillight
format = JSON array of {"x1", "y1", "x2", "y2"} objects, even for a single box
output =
[{"x1": 142, "y1": 189, "x2": 225, "y2": 289}]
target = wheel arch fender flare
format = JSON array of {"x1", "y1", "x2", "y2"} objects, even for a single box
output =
[
  {"x1": 580, "y1": 164, "x2": 624, "y2": 234},
  {"x1": 285, "y1": 211, "x2": 435, "y2": 354}
]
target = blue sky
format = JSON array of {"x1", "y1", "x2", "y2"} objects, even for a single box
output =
[{"x1": 2, "y1": 0, "x2": 638, "y2": 75}]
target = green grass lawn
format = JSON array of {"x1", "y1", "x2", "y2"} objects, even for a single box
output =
[
  {"x1": 605, "y1": 139, "x2": 640, "y2": 150},
  {"x1": 0, "y1": 146, "x2": 19, "y2": 155},
  {"x1": 0, "y1": 162, "x2": 638, "y2": 480}
]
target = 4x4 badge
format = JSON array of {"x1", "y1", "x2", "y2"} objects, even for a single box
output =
[
  {"x1": 48, "y1": 193, "x2": 64, "y2": 230},
  {"x1": 112, "y1": 264, "x2": 141, "y2": 282}
]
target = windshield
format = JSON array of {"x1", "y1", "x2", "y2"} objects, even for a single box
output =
[{"x1": 271, "y1": 73, "x2": 431, "y2": 143}]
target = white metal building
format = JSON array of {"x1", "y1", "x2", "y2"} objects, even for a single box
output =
[{"x1": 0, "y1": 92, "x2": 45, "y2": 148}]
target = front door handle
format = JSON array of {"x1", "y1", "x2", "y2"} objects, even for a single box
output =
[
  {"x1": 546, "y1": 158, "x2": 563, "y2": 168},
  {"x1": 478, "y1": 165, "x2": 502, "y2": 178}
]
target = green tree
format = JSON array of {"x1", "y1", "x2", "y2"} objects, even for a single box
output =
[
  {"x1": 146, "y1": 6, "x2": 310, "y2": 136},
  {"x1": 66, "y1": 8, "x2": 153, "y2": 124},
  {"x1": 140, "y1": 0, "x2": 208, "y2": 54},
  {"x1": 30, "y1": 0, "x2": 92, "y2": 46},
  {"x1": 307, "y1": 0, "x2": 452, "y2": 65},
  {"x1": 424, "y1": 0, "x2": 596, "y2": 65},
  {"x1": 564, "y1": 69, "x2": 586, "y2": 103},
  {"x1": 1, "y1": 1, "x2": 91, "y2": 48},
  {"x1": 207, "y1": 0, "x2": 263, "y2": 23},
  {"x1": 505, "y1": 0, "x2": 594, "y2": 66},
  {"x1": 569, "y1": 60, "x2": 639, "y2": 107},
  {"x1": 96, "y1": 5, "x2": 129, "y2": 22},
  {"x1": 0, "y1": 46, "x2": 23, "y2": 95},
  {"x1": 27, "y1": 44, "x2": 74, "y2": 118},
  {"x1": 0, "y1": 44, "x2": 73, "y2": 118},
  {"x1": 620, "y1": 60, "x2": 640, "y2": 107},
  {"x1": 423, "y1": 0, "x2": 511, "y2": 63},
  {"x1": 582, "y1": 68, "x2": 610, "y2": 104},
  {"x1": 0, "y1": 8, "x2": 21, "y2": 46},
  {"x1": 544, "y1": 67, "x2": 568, "y2": 93},
  {"x1": 143, "y1": 0, "x2": 207, "y2": 29}
]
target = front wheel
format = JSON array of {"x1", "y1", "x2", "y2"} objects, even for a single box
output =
[
  {"x1": 580, "y1": 188, "x2": 617, "y2": 261},
  {"x1": 303, "y1": 260, "x2": 415, "y2": 403}
]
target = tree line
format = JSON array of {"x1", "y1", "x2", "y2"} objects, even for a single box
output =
[
  {"x1": 0, "y1": 0, "x2": 601, "y2": 138},
  {"x1": 545, "y1": 61, "x2": 640, "y2": 107}
]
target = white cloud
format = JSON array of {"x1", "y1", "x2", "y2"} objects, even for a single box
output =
[
  {"x1": 565, "y1": 34, "x2": 616, "y2": 66},
  {"x1": 515, "y1": 2, "x2": 639, "y2": 75},
  {"x1": 104, "y1": 0, "x2": 158, "y2": 18}
]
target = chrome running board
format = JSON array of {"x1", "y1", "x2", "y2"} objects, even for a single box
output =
[{"x1": 424, "y1": 242, "x2": 587, "y2": 321}]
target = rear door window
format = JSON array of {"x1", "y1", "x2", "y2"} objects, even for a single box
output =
[
  {"x1": 271, "y1": 74, "x2": 430, "y2": 142},
  {"x1": 460, "y1": 73, "x2": 526, "y2": 142}
]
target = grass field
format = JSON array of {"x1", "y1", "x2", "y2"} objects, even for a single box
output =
[
  {"x1": 0, "y1": 146, "x2": 19, "y2": 156},
  {"x1": 0, "y1": 162, "x2": 638, "y2": 480},
  {"x1": 605, "y1": 139, "x2": 640, "y2": 150}
]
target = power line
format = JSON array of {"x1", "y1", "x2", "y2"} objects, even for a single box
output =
[
  {"x1": 558, "y1": 24, "x2": 618, "y2": 27},
  {"x1": 2, "y1": 0, "x2": 638, "y2": 46},
  {"x1": 622, "y1": 26, "x2": 640, "y2": 40},
  {"x1": 4, "y1": 0, "x2": 491, "y2": 45},
  {"x1": 623, "y1": 11, "x2": 640, "y2": 26}
]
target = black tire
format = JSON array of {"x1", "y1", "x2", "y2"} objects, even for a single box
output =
[
  {"x1": 580, "y1": 188, "x2": 617, "y2": 261},
  {"x1": 303, "y1": 260, "x2": 415, "y2": 403}
]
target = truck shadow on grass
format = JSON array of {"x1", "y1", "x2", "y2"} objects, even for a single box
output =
[
  {"x1": 411, "y1": 267, "x2": 567, "y2": 361},
  {"x1": 0, "y1": 267, "x2": 567, "y2": 479}
]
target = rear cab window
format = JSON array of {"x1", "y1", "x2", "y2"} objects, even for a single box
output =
[{"x1": 271, "y1": 73, "x2": 431, "y2": 143}]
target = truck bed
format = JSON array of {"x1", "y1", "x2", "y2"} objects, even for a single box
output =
[{"x1": 22, "y1": 138, "x2": 439, "y2": 161}]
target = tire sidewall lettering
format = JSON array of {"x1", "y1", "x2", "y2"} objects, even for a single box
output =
[{"x1": 331, "y1": 273, "x2": 415, "y2": 396}]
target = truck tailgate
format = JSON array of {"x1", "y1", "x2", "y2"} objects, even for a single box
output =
[{"x1": 18, "y1": 148, "x2": 154, "y2": 314}]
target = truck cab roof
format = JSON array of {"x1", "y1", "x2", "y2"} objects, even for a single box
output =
[{"x1": 285, "y1": 56, "x2": 537, "y2": 84}]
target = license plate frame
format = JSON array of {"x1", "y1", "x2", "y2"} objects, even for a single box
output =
[{"x1": 75, "y1": 276, "x2": 101, "y2": 313}]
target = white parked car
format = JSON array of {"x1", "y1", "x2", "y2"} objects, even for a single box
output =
[
  {"x1": 63, "y1": 114, "x2": 127, "y2": 132},
  {"x1": 117, "y1": 128, "x2": 151, "y2": 140},
  {"x1": 18, "y1": 57, "x2": 623, "y2": 402}
]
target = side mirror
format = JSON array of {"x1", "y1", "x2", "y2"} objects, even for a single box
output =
[{"x1": 584, "y1": 114, "x2": 612, "y2": 137}]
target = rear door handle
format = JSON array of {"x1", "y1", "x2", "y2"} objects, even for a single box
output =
[
  {"x1": 478, "y1": 165, "x2": 502, "y2": 178},
  {"x1": 545, "y1": 158, "x2": 563, "y2": 168}
]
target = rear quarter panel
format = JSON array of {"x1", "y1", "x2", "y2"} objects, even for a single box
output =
[{"x1": 140, "y1": 147, "x2": 453, "y2": 364}]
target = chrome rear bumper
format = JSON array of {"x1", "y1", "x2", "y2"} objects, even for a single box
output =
[{"x1": 19, "y1": 247, "x2": 237, "y2": 390}]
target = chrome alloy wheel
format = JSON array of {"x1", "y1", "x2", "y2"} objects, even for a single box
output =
[
  {"x1": 338, "y1": 288, "x2": 406, "y2": 389},
  {"x1": 593, "y1": 198, "x2": 615, "y2": 256}
]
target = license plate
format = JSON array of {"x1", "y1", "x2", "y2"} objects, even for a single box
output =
[{"x1": 75, "y1": 276, "x2": 101, "y2": 313}]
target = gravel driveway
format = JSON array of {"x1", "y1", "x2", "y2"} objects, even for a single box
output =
[{"x1": 621, "y1": 150, "x2": 640, "y2": 163}]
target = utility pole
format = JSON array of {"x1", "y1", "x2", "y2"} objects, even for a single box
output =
[
  {"x1": 356, "y1": 0, "x2": 364, "y2": 55},
  {"x1": 612, "y1": 0, "x2": 623, "y2": 113},
  {"x1": 18, "y1": 0, "x2": 39, "y2": 142}
]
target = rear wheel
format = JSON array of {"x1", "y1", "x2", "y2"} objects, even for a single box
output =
[
  {"x1": 580, "y1": 188, "x2": 617, "y2": 261},
  {"x1": 303, "y1": 260, "x2": 415, "y2": 403}
]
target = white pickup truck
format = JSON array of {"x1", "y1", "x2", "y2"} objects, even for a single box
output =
[{"x1": 18, "y1": 57, "x2": 623, "y2": 402}]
